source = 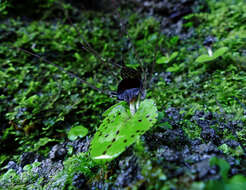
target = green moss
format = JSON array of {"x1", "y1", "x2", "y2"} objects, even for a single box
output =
[
  {"x1": 1, "y1": 0, "x2": 246, "y2": 189},
  {"x1": 43, "y1": 153, "x2": 96, "y2": 189}
]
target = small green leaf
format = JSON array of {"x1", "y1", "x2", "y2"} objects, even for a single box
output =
[
  {"x1": 157, "y1": 52, "x2": 178, "y2": 64},
  {"x1": 166, "y1": 64, "x2": 180, "y2": 72},
  {"x1": 74, "y1": 52, "x2": 82, "y2": 61},
  {"x1": 68, "y1": 125, "x2": 88, "y2": 141},
  {"x1": 210, "y1": 157, "x2": 230, "y2": 181},
  {"x1": 195, "y1": 47, "x2": 228, "y2": 63},
  {"x1": 169, "y1": 51, "x2": 178, "y2": 61},
  {"x1": 227, "y1": 175, "x2": 246, "y2": 190},
  {"x1": 156, "y1": 56, "x2": 169, "y2": 64},
  {"x1": 213, "y1": 47, "x2": 229, "y2": 58},
  {"x1": 195, "y1": 54, "x2": 215, "y2": 63},
  {"x1": 34, "y1": 137, "x2": 57, "y2": 151}
]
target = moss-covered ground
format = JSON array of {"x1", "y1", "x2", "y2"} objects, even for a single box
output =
[{"x1": 0, "y1": 0, "x2": 246, "y2": 189}]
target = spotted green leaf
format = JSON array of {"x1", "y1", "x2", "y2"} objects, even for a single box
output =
[{"x1": 90, "y1": 99, "x2": 158, "y2": 162}]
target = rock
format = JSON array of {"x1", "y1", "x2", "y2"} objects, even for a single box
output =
[
  {"x1": 72, "y1": 173, "x2": 88, "y2": 189},
  {"x1": 67, "y1": 137, "x2": 91, "y2": 154},
  {"x1": 49, "y1": 144, "x2": 67, "y2": 161},
  {"x1": 20, "y1": 152, "x2": 41, "y2": 167},
  {"x1": 192, "y1": 142, "x2": 218, "y2": 154},
  {"x1": 6, "y1": 161, "x2": 22, "y2": 173},
  {"x1": 191, "y1": 159, "x2": 213, "y2": 180},
  {"x1": 115, "y1": 156, "x2": 143, "y2": 187},
  {"x1": 157, "y1": 146, "x2": 180, "y2": 162}
]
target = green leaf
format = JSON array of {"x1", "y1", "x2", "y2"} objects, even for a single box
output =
[
  {"x1": 166, "y1": 64, "x2": 180, "y2": 72},
  {"x1": 210, "y1": 157, "x2": 230, "y2": 181},
  {"x1": 156, "y1": 52, "x2": 178, "y2": 64},
  {"x1": 90, "y1": 99, "x2": 158, "y2": 162},
  {"x1": 195, "y1": 54, "x2": 215, "y2": 63},
  {"x1": 213, "y1": 47, "x2": 229, "y2": 58},
  {"x1": 68, "y1": 125, "x2": 88, "y2": 141},
  {"x1": 156, "y1": 56, "x2": 169, "y2": 64},
  {"x1": 195, "y1": 47, "x2": 228, "y2": 63},
  {"x1": 227, "y1": 175, "x2": 246, "y2": 190},
  {"x1": 33, "y1": 137, "x2": 57, "y2": 151},
  {"x1": 169, "y1": 51, "x2": 178, "y2": 61}
]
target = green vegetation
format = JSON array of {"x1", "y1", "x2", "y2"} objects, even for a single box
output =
[
  {"x1": 0, "y1": 0, "x2": 246, "y2": 189},
  {"x1": 195, "y1": 47, "x2": 229, "y2": 64},
  {"x1": 67, "y1": 125, "x2": 88, "y2": 141},
  {"x1": 205, "y1": 157, "x2": 246, "y2": 190}
]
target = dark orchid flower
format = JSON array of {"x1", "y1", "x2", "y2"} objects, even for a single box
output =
[{"x1": 117, "y1": 67, "x2": 144, "y2": 115}]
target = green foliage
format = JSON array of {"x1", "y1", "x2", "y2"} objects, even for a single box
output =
[
  {"x1": 0, "y1": 162, "x2": 42, "y2": 190},
  {"x1": 1, "y1": 0, "x2": 246, "y2": 189},
  {"x1": 0, "y1": 153, "x2": 96, "y2": 190},
  {"x1": 156, "y1": 52, "x2": 178, "y2": 64},
  {"x1": 44, "y1": 153, "x2": 96, "y2": 189},
  {"x1": 0, "y1": 13, "x2": 116, "y2": 158},
  {"x1": 126, "y1": 15, "x2": 163, "y2": 68},
  {"x1": 1, "y1": 0, "x2": 56, "y2": 19},
  {"x1": 0, "y1": 0, "x2": 9, "y2": 16},
  {"x1": 218, "y1": 144, "x2": 244, "y2": 157},
  {"x1": 33, "y1": 137, "x2": 58, "y2": 155},
  {"x1": 90, "y1": 99, "x2": 158, "y2": 162},
  {"x1": 195, "y1": 47, "x2": 229, "y2": 63},
  {"x1": 67, "y1": 125, "x2": 88, "y2": 141},
  {"x1": 205, "y1": 157, "x2": 246, "y2": 190}
]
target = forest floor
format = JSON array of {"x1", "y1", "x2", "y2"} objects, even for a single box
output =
[{"x1": 0, "y1": 0, "x2": 246, "y2": 189}]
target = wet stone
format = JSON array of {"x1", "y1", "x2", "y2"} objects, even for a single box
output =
[
  {"x1": 20, "y1": 152, "x2": 42, "y2": 168},
  {"x1": 231, "y1": 167, "x2": 240, "y2": 175},
  {"x1": 143, "y1": 128, "x2": 188, "y2": 151},
  {"x1": 67, "y1": 137, "x2": 91, "y2": 154},
  {"x1": 150, "y1": 72, "x2": 173, "y2": 87},
  {"x1": 157, "y1": 146, "x2": 180, "y2": 162},
  {"x1": 192, "y1": 142, "x2": 219, "y2": 154},
  {"x1": 160, "y1": 107, "x2": 183, "y2": 127},
  {"x1": 190, "y1": 138, "x2": 202, "y2": 146},
  {"x1": 184, "y1": 153, "x2": 202, "y2": 163},
  {"x1": 162, "y1": 129, "x2": 188, "y2": 147},
  {"x1": 49, "y1": 144, "x2": 67, "y2": 161},
  {"x1": 6, "y1": 161, "x2": 22, "y2": 173},
  {"x1": 201, "y1": 127, "x2": 220, "y2": 145},
  {"x1": 191, "y1": 159, "x2": 215, "y2": 180},
  {"x1": 115, "y1": 156, "x2": 143, "y2": 187},
  {"x1": 223, "y1": 139, "x2": 240, "y2": 148},
  {"x1": 33, "y1": 158, "x2": 64, "y2": 184},
  {"x1": 72, "y1": 173, "x2": 88, "y2": 189},
  {"x1": 226, "y1": 156, "x2": 238, "y2": 166}
]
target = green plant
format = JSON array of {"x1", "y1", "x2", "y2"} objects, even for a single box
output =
[
  {"x1": 67, "y1": 125, "x2": 88, "y2": 141},
  {"x1": 156, "y1": 51, "x2": 178, "y2": 65},
  {"x1": 0, "y1": 162, "x2": 42, "y2": 190},
  {"x1": 195, "y1": 47, "x2": 228, "y2": 64},
  {"x1": 205, "y1": 157, "x2": 246, "y2": 190},
  {"x1": 44, "y1": 152, "x2": 96, "y2": 190},
  {"x1": 90, "y1": 99, "x2": 158, "y2": 162},
  {"x1": 218, "y1": 144, "x2": 244, "y2": 157},
  {"x1": 0, "y1": 0, "x2": 9, "y2": 16}
]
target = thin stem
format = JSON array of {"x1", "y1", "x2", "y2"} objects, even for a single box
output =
[{"x1": 16, "y1": 47, "x2": 115, "y2": 97}]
